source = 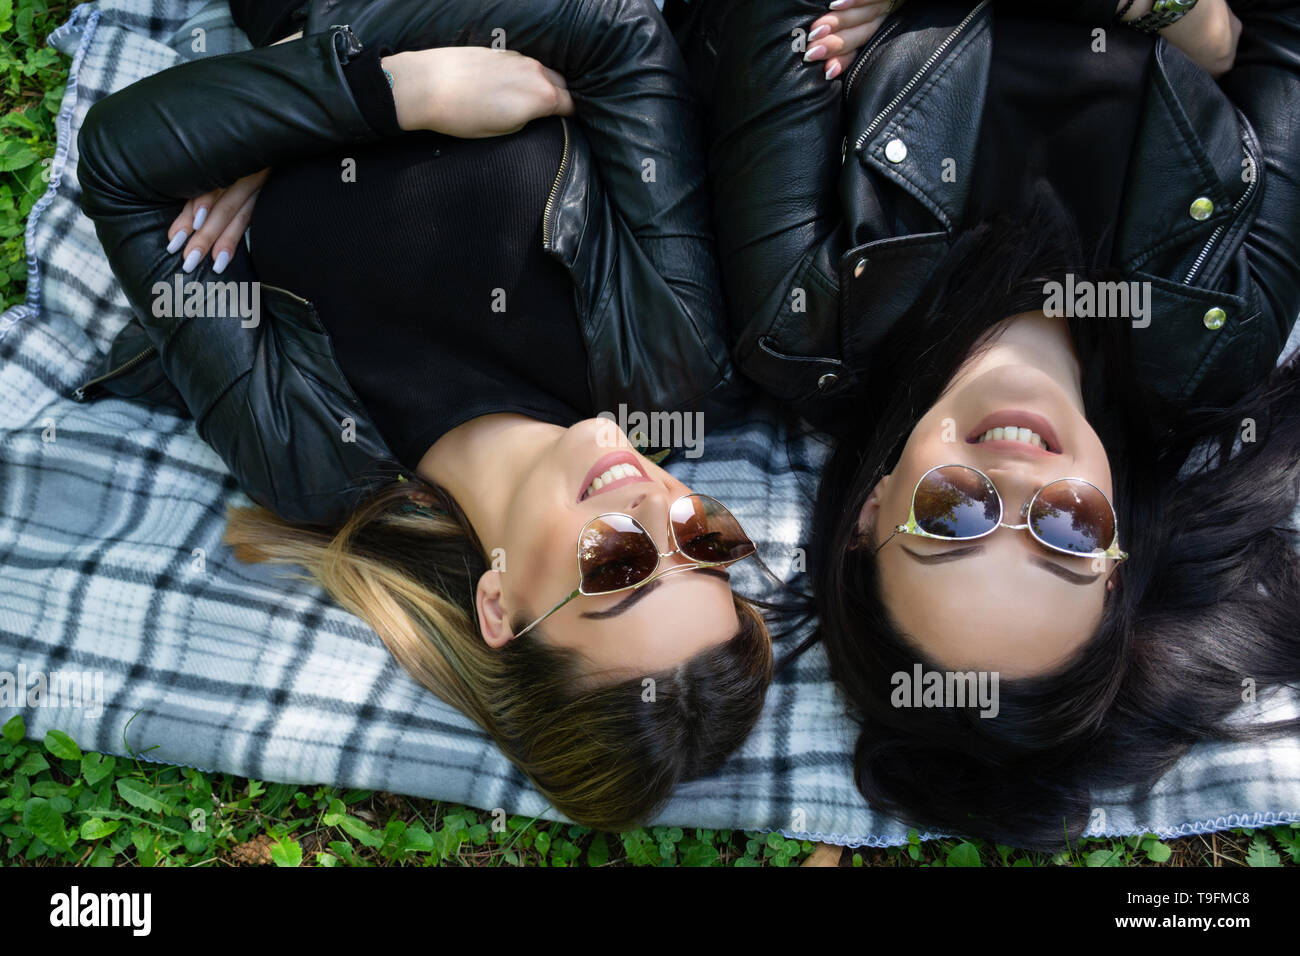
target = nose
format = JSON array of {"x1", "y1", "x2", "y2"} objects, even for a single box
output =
[
  {"x1": 621, "y1": 485, "x2": 681, "y2": 556},
  {"x1": 982, "y1": 467, "x2": 1042, "y2": 522}
]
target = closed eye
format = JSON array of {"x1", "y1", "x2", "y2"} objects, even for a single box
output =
[{"x1": 900, "y1": 545, "x2": 1101, "y2": 585}]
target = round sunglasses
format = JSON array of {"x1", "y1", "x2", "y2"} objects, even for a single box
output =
[
  {"x1": 512, "y1": 493, "x2": 757, "y2": 638},
  {"x1": 873, "y1": 464, "x2": 1129, "y2": 563}
]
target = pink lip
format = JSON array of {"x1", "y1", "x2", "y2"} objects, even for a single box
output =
[
  {"x1": 966, "y1": 409, "x2": 1063, "y2": 455},
  {"x1": 577, "y1": 450, "x2": 650, "y2": 503}
]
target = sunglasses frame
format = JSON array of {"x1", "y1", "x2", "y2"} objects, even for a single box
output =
[
  {"x1": 874, "y1": 463, "x2": 1129, "y2": 564},
  {"x1": 511, "y1": 493, "x2": 757, "y2": 639}
]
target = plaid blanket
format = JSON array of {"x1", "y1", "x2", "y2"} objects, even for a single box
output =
[{"x1": 2, "y1": 0, "x2": 1297, "y2": 848}]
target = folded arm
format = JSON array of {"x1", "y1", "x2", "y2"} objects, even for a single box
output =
[
  {"x1": 695, "y1": 0, "x2": 846, "y2": 348},
  {"x1": 301, "y1": 0, "x2": 721, "y2": 318},
  {"x1": 77, "y1": 27, "x2": 398, "y2": 523}
]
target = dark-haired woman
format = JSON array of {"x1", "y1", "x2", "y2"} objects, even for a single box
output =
[
  {"x1": 73, "y1": 0, "x2": 778, "y2": 831},
  {"x1": 670, "y1": 0, "x2": 1300, "y2": 846}
]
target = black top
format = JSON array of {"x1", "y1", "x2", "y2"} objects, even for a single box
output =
[
  {"x1": 965, "y1": 13, "x2": 1153, "y2": 266},
  {"x1": 229, "y1": 1, "x2": 591, "y2": 472}
]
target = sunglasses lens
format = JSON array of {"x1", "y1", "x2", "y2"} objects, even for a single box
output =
[
  {"x1": 670, "y1": 495, "x2": 756, "y2": 564},
  {"x1": 578, "y1": 514, "x2": 659, "y2": 593},
  {"x1": 914, "y1": 466, "x2": 1000, "y2": 538},
  {"x1": 1028, "y1": 480, "x2": 1115, "y2": 555}
]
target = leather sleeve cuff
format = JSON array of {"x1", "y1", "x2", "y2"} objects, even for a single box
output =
[{"x1": 341, "y1": 44, "x2": 403, "y2": 137}]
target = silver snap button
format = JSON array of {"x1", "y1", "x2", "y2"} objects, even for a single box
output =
[
  {"x1": 817, "y1": 373, "x2": 839, "y2": 390},
  {"x1": 854, "y1": 258, "x2": 867, "y2": 278},
  {"x1": 1189, "y1": 197, "x2": 1214, "y2": 221},
  {"x1": 1203, "y1": 307, "x2": 1226, "y2": 330},
  {"x1": 884, "y1": 138, "x2": 907, "y2": 163}
]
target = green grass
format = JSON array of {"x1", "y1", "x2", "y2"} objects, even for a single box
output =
[
  {"x1": 4, "y1": 714, "x2": 1298, "y2": 867},
  {"x1": 0, "y1": 0, "x2": 71, "y2": 312},
  {"x1": 2, "y1": 0, "x2": 1298, "y2": 868}
]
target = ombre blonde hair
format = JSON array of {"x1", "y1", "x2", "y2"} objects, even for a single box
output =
[{"x1": 222, "y1": 472, "x2": 774, "y2": 830}]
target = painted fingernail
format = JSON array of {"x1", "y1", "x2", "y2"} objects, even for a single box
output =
[
  {"x1": 826, "y1": 60, "x2": 843, "y2": 80},
  {"x1": 167, "y1": 230, "x2": 188, "y2": 254},
  {"x1": 829, "y1": 0, "x2": 852, "y2": 9},
  {"x1": 213, "y1": 250, "x2": 231, "y2": 274},
  {"x1": 192, "y1": 206, "x2": 208, "y2": 231},
  {"x1": 182, "y1": 249, "x2": 201, "y2": 273},
  {"x1": 804, "y1": 44, "x2": 827, "y2": 62},
  {"x1": 808, "y1": 24, "x2": 831, "y2": 41}
]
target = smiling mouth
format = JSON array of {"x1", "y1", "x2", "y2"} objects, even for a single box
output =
[
  {"x1": 578, "y1": 451, "x2": 651, "y2": 502},
  {"x1": 974, "y1": 426, "x2": 1049, "y2": 451},
  {"x1": 965, "y1": 411, "x2": 1062, "y2": 455}
]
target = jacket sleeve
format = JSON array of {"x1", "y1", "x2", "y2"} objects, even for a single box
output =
[
  {"x1": 301, "y1": 0, "x2": 734, "y2": 395},
  {"x1": 683, "y1": 0, "x2": 846, "y2": 352},
  {"x1": 77, "y1": 27, "x2": 401, "y2": 526},
  {"x1": 1216, "y1": 0, "x2": 1300, "y2": 362}
]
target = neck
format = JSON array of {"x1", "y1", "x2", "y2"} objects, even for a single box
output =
[
  {"x1": 414, "y1": 413, "x2": 562, "y2": 552},
  {"x1": 980, "y1": 311, "x2": 1085, "y2": 407}
]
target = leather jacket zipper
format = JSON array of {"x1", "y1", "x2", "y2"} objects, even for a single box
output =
[
  {"x1": 542, "y1": 116, "x2": 572, "y2": 250},
  {"x1": 72, "y1": 281, "x2": 310, "y2": 402},
  {"x1": 841, "y1": 15, "x2": 902, "y2": 102},
  {"x1": 1183, "y1": 147, "x2": 1258, "y2": 284},
  {"x1": 853, "y1": 0, "x2": 987, "y2": 154},
  {"x1": 259, "y1": 281, "x2": 312, "y2": 306},
  {"x1": 72, "y1": 344, "x2": 158, "y2": 402}
]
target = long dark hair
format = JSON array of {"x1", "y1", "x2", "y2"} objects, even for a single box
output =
[{"x1": 804, "y1": 200, "x2": 1300, "y2": 849}]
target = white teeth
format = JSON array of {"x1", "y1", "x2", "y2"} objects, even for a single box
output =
[
  {"x1": 585, "y1": 462, "x2": 643, "y2": 498},
  {"x1": 975, "y1": 427, "x2": 1049, "y2": 451}
]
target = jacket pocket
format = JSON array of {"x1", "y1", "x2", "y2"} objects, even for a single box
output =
[
  {"x1": 257, "y1": 282, "x2": 374, "y2": 419},
  {"x1": 70, "y1": 317, "x2": 188, "y2": 414}
]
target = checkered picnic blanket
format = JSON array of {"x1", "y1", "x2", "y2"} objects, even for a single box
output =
[{"x1": 1, "y1": 0, "x2": 1297, "y2": 848}]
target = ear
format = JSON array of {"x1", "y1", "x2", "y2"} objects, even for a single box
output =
[
  {"x1": 848, "y1": 474, "x2": 891, "y2": 551},
  {"x1": 475, "y1": 569, "x2": 515, "y2": 648}
]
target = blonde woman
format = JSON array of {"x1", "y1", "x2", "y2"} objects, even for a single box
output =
[{"x1": 74, "y1": 0, "x2": 775, "y2": 829}]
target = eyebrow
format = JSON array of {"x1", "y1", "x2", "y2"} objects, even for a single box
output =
[
  {"x1": 899, "y1": 545, "x2": 1101, "y2": 586},
  {"x1": 579, "y1": 566, "x2": 732, "y2": 620}
]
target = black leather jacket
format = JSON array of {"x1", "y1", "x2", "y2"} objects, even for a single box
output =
[
  {"x1": 681, "y1": 0, "x2": 1300, "y2": 420},
  {"x1": 74, "y1": 0, "x2": 745, "y2": 527}
]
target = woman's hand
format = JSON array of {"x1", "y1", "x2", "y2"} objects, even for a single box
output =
[
  {"x1": 803, "y1": 0, "x2": 900, "y2": 80},
  {"x1": 165, "y1": 167, "x2": 270, "y2": 274},
  {"x1": 383, "y1": 46, "x2": 574, "y2": 137},
  {"x1": 161, "y1": 29, "x2": 300, "y2": 273},
  {"x1": 1118, "y1": 0, "x2": 1241, "y2": 79}
]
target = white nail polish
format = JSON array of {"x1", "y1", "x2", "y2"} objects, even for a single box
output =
[
  {"x1": 182, "y1": 249, "x2": 201, "y2": 273},
  {"x1": 808, "y1": 25, "x2": 830, "y2": 41},
  {"x1": 167, "y1": 230, "x2": 188, "y2": 254},
  {"x1": 804, "y1": 44, "x2": 826, "y2": 62},
  {"x1": 829, "y1": 0, "x2": 852, "y2": 9},
  {"x1": 192, "y1": 206, "x2": 207, "y2": 231},
  {"x1": 213, "y1": 250, "x2": 231, "y2": 275}
]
